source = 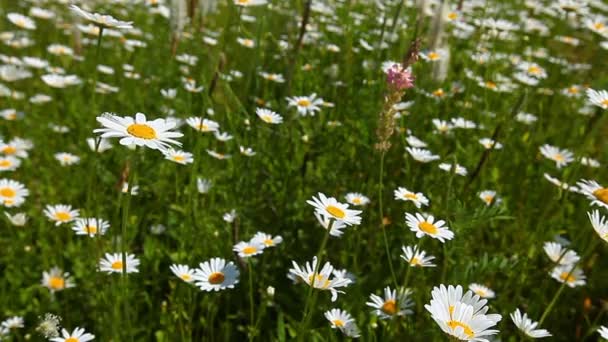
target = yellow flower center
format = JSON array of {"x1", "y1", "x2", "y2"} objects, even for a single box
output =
[
  {"x1": 49, "y1": 276, "x2": 65, "y2": 290},
  {"x1": 404, "y1": 193, "x2": 418, "y2": 200},
  {"x1": 326, "y1": 205, "x2": 346, "y2": 219},
  {"x1": 428, "y1": 52, "x2": 440, "y2": 60},
  {"x1": 474, "y1": 289, "x2": 486, "y2": 297},
  {"x1": 65, "y1": 337, "x2": 79, "y2": 342},
  {"x1": 2, "y1": 146, "x2": 16, "y2": 154},
  {"x1": 593, "y1": 188, "x2": 608, "y2": 204},
  {"x1": 418, "y1": 222, "x2": 438, "y2": 235},
  {"x1": 382, "y1": 300, "x2": 397, "y2": 315},
  {"x1": 180, "y1": 274, "x2": 192, "y2": 281},
  {"x1": 173, "y1": 155, "x2": 185, "y2": 162},
  {"x1": 448, "y1": 12, "x2": 458, "y2": 20},
  {"x1": 0, "y1": 187, "x2": 16, "y2": 198},
  {"x1": 111, "y1": 261, "x2": 123, "y2": 270},
  {"x1": 238, "y1": 0, "x2": 249, "y2": 3},
  {"x1": 567, "y1": 86, "x2": 579, "y2": 94},
  {"x1": 527, "y1": 66, "x2": 541, "y2": 75},
  {"x1": 242, "y1": 246, "x2": 257, "y2": 255},
  {"x1": 297, "y1": 99, "x2": 311, "y2": 107},
  {"x1": 0, "y1": 159, "x2": 11, "y2": 167},
  {"x1": 432, "y1": 89, "x2": 445, "y2": 97},
  {"x1": 602, "y1": 99, "x2": 608, "y2": 107},
  {"x1": 261, "y1": 115, "x2": 273, "y2": 123},
  {"x1": 352, "y1": 198, "x2": 361, "y2": 204},
  {"x1": 332, "y1": 319, "x2": 345, "y2": 327},
  {"x1": 484, "y1": 195, "x2": 494, "y2": 204},
  {"x1": 554, "y1": 154, "x2": 564, "y2": 162},
  {"x1": 485, "y1": 81, "x2": 497, "y2": 89},
  {"x1": 447, "y1": 320, "x2": 475, "y2": 338},
  {"x1": 594, "y1": 23, "x2": 604, "y2": 30},
  {"x1": 127, "y1": 123, "x2": 157, "y2": 139},
  {"x1": 264, "y1": 239, "x2": 274, "y2": 246},
  {"x1": 54, "y1": 211, "x2": 71, "y2": 221},
  {"x1": 308, "y1": 274, "x2": 331, "y2": 288},
  {"x1": 410, "y1": 257, "x2": 421, "y2": 266},
  {"x1": 85, "y1": 225, "x2": 97, "y2": 234},
  {"x1": 559, "y1": 272, "x2": 575, "y2": 283},
  {"x1": 208, "y1": 272, "x2": 225, "y2": 284}
]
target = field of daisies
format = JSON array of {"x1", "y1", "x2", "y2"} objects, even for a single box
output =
[{"x1": 2, "y1": 0, "x2": 608, "y2": 341}]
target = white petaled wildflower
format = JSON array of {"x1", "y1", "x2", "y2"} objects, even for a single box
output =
[
  {"x1": 44, "y1": 204, "x2": 79, "y2": 226},
  {"x1": 95, "y1": 112, "x2": 183, "y2": 152},
  {"x1": 86, "y1": 137, "x2": 113, "y2": 153},
  {"x1": 223, "y1": 210, "x2": 237, "y2": 223},
  {"x1": 367, "y1": 287, "x2": 414, "y2": 319},
  {"x1": 543, "y1": 241, "x2": 580, "y2": 265},
  {"x1": 170, "y1": 264, "x2": 195, "y2": 283},
  {"x1": 406, "y1": 135, "x2": 427, "y2": 148},
  {"x1": 259, "y1": 72, "x2": 285, "y2": 83},
  {"x1": 0, "y1": 179, "x2": 29, "y2": 208},
  {"x1": 41, "y1": 267, "x2": 75, "y2": 293},
  {"x1": 1, "y1": 316, "x2": 24, "y2": 329},
  {"x1": 193, "y1": 258, "x2": 239, "y2": 291},
  {"x1": 433, "y1": 119, "x2": 453, "y2": 133},
  {"x1": 164, "y1": 149, "x2": 193, "y2": 165},
  {"x1": 214, "y1": 131, "x2": 233, "y2": 142},
  {"x1": 72, "y1": 217, "x2": 110, "y2": 237},
  {"x1": 394, "y1": 187, "x2": 429, "y2": 208},
  {"x1": 586, "y1": 88, "x2": 608, "y2": 109},
  {"x1": 549, "y1": 265, "x2": 586, "y2": 288},
  {"x1": 286, "y1": 94, "x2": 324, "y2": 116},
  {"x1": 69, "y1": 4, "x2": 133, "y2": 29},
  {"x1": 50, "y1": 327, "x2": 95, "y2": 342},
  {"x1": 479, "y1": 190, "x2": 501, "y2": 206},
  {"x1": 256, "y1": 108, "x2": 283, "y2": 124},
  {"x1": 197, "y1": 178, "x2": 212, "y2": 194},
  {"x1": 0, "y1": 156, "x2": 21, "y2": 171},
  {"x1": 510, "y1": 309, "x2": 552, "y2": 338},
  {"x1": 7, "y1": 13, "x2": 36, "y2": 30},
  {"x1": 4, "y1": 212, "x2": 27, "y2": 226},
  {"x1": 588, "y1": 210, "x2": 608, "y2": 243},
  {"x1": 468, "y1": 284, "x2": 495, "y2": 299},
  {"x1": 479, "y1": 138, "x2": 503, "y2": 150},
  {"x1": 516, "y1": 112, "x2": 538, "y2": 124},
  {"x1": 35, "y1": 313, "x2": 62, "y2": 338},
  {"x1": 41, "y1": 74, "x2": 82, "y2": 88},
  {"x1": 288, "y1": 257, "x2": 352, "y2": 301},
  {"x1": 539, "y1": 144, "x2": 574, "y2": 169},
  {"x1": 597, "y1": 326, "x2": 608, "y2": 339},
  {"x1": 307, "y1": 192, "x2": 362, "y2": 226},
  {"x1": 233, "y1": 240, "x2": 265, "y2": 258},
  {"x1": 406, "y1": 212, "x2": 454, "y2": 242},
  {"x1": 324, "y1": 309, "x2": 360, "y2": 338},
  {"x1": 439, "y1": 163, "x2": 468, "y2": 176},
  {"x1": 580, "y1": 157, "x2": 600, "y2": 168},
  {"x1": 251, "y1": 232, "x2": 283, "y2": 248},
  {"x1": 406, "y1": 147, "x2": 440, "y2": 163},
  {"x1": 240, "y1": 146, "x2": 256, "y2": 156},
  {"x1": 186, "y1": 117, "x2": 219, "y2": 132},
  {"x1": 345, "y1": 193, "x2": 370, "y2": 206},
  {"x1": 577, "y1": 180, "x2": 608, "y2": 210},
  {"x1": 401, "y1": 245, "x2": 436, "y2": 267},
  {"x1": 314, "y1": 211, "x2": 348, "y2": 237},
  {"x1": 54, "y1": 153, "x2": 80, "y2": 166},
  {"x1": 207, "y1": 150, "x2": 231, "y2": 160},
  {"x1": 234, "y1": 0, "x2": 268, "y2": 6},
  {"x1": 99, "y1": 253, "x2": 140, "y2": 274},
  {"x1": 544, "y1": 174, "x2": 579, "y2": 192}
]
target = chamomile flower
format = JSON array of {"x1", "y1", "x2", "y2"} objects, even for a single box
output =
[
  {"x1": 307, "y1": 192, "x2": 362, "y2": 226},
  {"x1": 587, "y1": 89, "x2": 608, "y2": 109},
  {"x1": 86, "y1": 138, "x2": 113, "y2": 153},
  {"x1": 394, "y1": 187, "x2": 429, "y2": 208},
  {"x1": 598, "y1": 326, "x2": 608, "y2": 339},
  {"x1": 69, "y1": 4, "x2": 133, "y2": 29},
  {"x1": 240, "y1": 146, "x2": 256, "y2": 156},
  {"x1": 207, "y1": 150, "x2": 231, "y2": 160},
  {"x1": 259, "y1": 72, "x2": 285, "y2": 83},
  {"x1": 550, "y1": 265, "x2": 586, "y2": 288},
  {"x1": 197, "y1": 178, "x2": 212, "y2": 193},
  {"x1": 50, "y1": 327, "x2": 95, "y2": 342},
  {"x1": 468, "y1": 284, "x2": 495, "y2": 299},
  {"x1": 256, "y1": 108, "x2": 283, "y2": 124},
  {"x1": 72, "y1": 218, "x2": 110, "y2": 237},
  {"x1": 580, "y1": 157, "x2": 600, "y2": 168},
  {"x1": 192, "y1": 258, "x2": 239, "y2": 291},
  {"x1": 587, "y1": 210, "x2": 608, "y2": 243},
  {"x1": 0, "y1": 138, "x2": 33, "y2": 158},
  {"x1": 478, "y1": 138, "x2": 503, "y2": 150},
  {"x1": 543, "y1": 241, "x2": 580, "y2": 265},
  {"x1": 234, "y1": 0, "x2": 268, "y2": 6},
  {"x1": 233, "y1": 241, "x2": 265, "y2": 258},
  {"x1": 439, "y1": 163, "x2": 468, "y2": 176},
  {"x1": 406, "y1": 147, "x2": 440, "y2": 163},
  {"x1": 99, "y1": 253, "x2": 140, "y2": 274},
  {"x1": 432, "y1": 119, "x2": 453, "y2": 133},
  {"x1": 41, "y1": 74, "x2": 82, "y2": 88},
  {"x1": 479, "y1": 190, "x2": 501, "y2": 206},
  {"x1": 324, "y1": 309, "x2": 360, "y2": 338},
  {"x1": 4, "y1": 212, "x2": 26, "y2": 226},
  {"x1": 286, "y1": 94, "x2": 324, "y2": 116},
  {"x1": 405, "y1": 212, "x2": 454, "y2": 242},
  {"x1": 164, "y1": 149, "x2": 193, "y2": 165},
  {"x1": 345, "y1": 193, "x2": 370, "y2": 206},
  {"x1": 7, "y1": 13, "x2": 36, "y2": 30},
  {"x1": 314, "y1": 212, "x2": 348, "y2": 237},
  {"x1": 251, "y1": 232, "x2": 283, "y2": 248},
  {"x1": 0, "y1": 179, "x2": 28, "y2": 207},
  {"x1": 223, "y1": 210, "x2": 237, "y2": 223},
  {"x1": 95, "y1": 112, "x2": 183, "y2": 152},
  {"x1": 367, "y1": 287, "x2": 414, "y2": 319},
  {"x1": 539, "y1": 144, "x2": 574, "y2": 169},
  {"x1": 577, "y1": 180, "x2": 608, "y2": 209},
  {"x1": 170, "y1": 264, "x2": 195, "y2": 283},
  {"x1": 544, "y1": 173, "x2": 579, "y2": 192},
  {"x1": 510, "y1": 309, "x2": 552, "y2": 338},
  {"x1": 288, "y1": 257, "x2": 352, "y2": 301},
  {"x1": 44, "y1": 205, "x2": 79, "y2": 226},
  {"x1": 42, "y1": 267, "x2": 75, "y2": 292},
  {"x1": 401, "y1": 245, "x2": 436, "y2": 267},
  {"x1": 54, "y1": 153, "x2": 80, "y2": 166},
  {"x1": 0, "y1": 156, "x2": 20, "y2": 171}
]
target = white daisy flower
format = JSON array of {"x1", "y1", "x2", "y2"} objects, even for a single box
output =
[
  {"x1": 366, "y1": 287, "x2": 414, "y2": 319},
  {"x1": 307, "y1": 192, "x2": 362, "y2": 226},
  {"x1": 43, "y1": 204, "x2": 79, "y2": 226},
  {"x1": 193, "y1": 258, "x2": 239, "y2": 291},
  {"x1": 478, "y1": 138, "x2": 503, "y2": 150},
  {"x1": 401, "y1": 245, "x2": 436, "y2": 267},
  {"x1": 577, "y1": 180, "x2": 608, "y2": 210},
  {"x1": 324, "y1": 308, "x2": 360, "y2": 338},
  {"x1": 72, "y1": 218, "x2": 110, "y2": 237},
  {"x1": 0, "y1": 156, "x2": 20, "y2": 171},
  {"x1": 99, "y1": 253, "x2": 140, "y2": 274},
  {"x1": 588, "y1": 210, "x2": 608, "y2": 243},
  {"x1": 405, "y1": 212, "x2": 454, "y2": 242},
  {"x1": 543, "y1": 241, "x2": 580, "y2": 265},
  {"x1": 468, "y1": 284, "x2": 495, "y2": 299},
  {"x1": 259, "y1": 72, "x2": 285, "y2": 83},
  {"x1": 0, "y1": 178, "x2": 28, "y2": 207},
  {"x1": 164, "y1": 149, "x2": 193, "y2": 165},
  {"x1": 233, "y1": 240, "x2": 265, "y2": 258},
  {"x1": 510, "y1": 308, "x2": 552, "y2": 338},
  {"x1": 94, "y1": 112, "x2": 183, "y2": 152},
  {"x1": 7, "y1": 13, "x2": 36, "y2": 30},
  {"x1": 580, "y1": 157, "x2": 600, "y2": 168},
  {"x1": 239, "y1": 146, "x2": 256, "y2": 156},
  {"x1": 549, "y1": 265, "x2": 586, "y2": 288},
  {"x1": 598, "y1": 326, "x2": 608, "y2": 339},
  {"x1": 256, "y1": 108, "x2": 283, "y2": 124},
  {"x1": 54, "y1": 152, "x2": 80, "y2": 166},
  {"x1": 406, "y1": 147, "x2": 440, "y2": 163},
  {"x1": 345, "y1": 192, "x2": 370, "y2": 206},
  {"x1": 539, "y1": 144, "x2": 574, "y2": 169},
  {"x1": 197, "y1": 178, "x2": 212, "y2": 194},
  {"x1": 170, "y1": 264, "x2": 196, "y2": 283},
  {"x1": 406, "y1": 135, "x2": 428, "y2": 148},
  {"x1": 286, "y1": 94, "x2": 324, "y2": 116},
  {"x1": 4, "y1": 212, "x2": 27, "y2": 226},
  {"x1": 586, "y1": 88, "x2": 608, "y2": 109},
  {"x1": 394, "y1": 187, "x2": 429, "y2": 208},
  {"x1": 251, "y1": 232, "x2": 283, "y2": 248},
  {"x1": 544, "y1": 173, "x2": 579, "y2": 192},
  {"x1": 86, "y1": 138, "x2": 113, "y2": 153},
  {"x1": 50, "y1": 327, "x2": 95, "y2": 342},
  {"x1": 42, "y1": 267, "x2": 75, "y2": 293},
  {"x1": 479, "y1": 190, "x2": 501, "y2": 206},
  {"x1": 0, "y1": 138, "x2": 33, "y2": 158},
  {"x1": 69, "y1": 4, "x2": 133, "y2": 29},
  {"x1": 288, "y1": 257, "x2": 352, "y2": 301},
  {"x1": 432, "y1": 119, "x2": 453, "y2": 133},
  {"x1": 439, "y1": 163, "x2": 468, "y2": 176},
  {"x1": 41, "y1": 74, "x2": 82, "y2": 88},
  {"x1": 223, "y1": 209, "x2": 237, "y2": 223},
  {"x1": 516, "y1": 112, "x2": 538, "y2": 124}
]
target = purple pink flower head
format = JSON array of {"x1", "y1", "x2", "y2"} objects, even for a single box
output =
[{"x1": 386, "y1": 64, "x2": 414, "y2": 91}]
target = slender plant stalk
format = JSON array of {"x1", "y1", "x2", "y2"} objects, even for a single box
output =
[{"x1": 379, "y1": 151, "x2": 399, "y2": 288}]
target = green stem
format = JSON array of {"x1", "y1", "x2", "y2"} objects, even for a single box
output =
[
  {"x1": 379, "y1": 151, "x2": 399, "y2": 288},
  {"x1": 247, "y1": 258, "x2": 255, "y2": 341}
]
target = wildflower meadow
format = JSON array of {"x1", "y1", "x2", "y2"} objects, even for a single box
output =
[{"x1": 1, "y1": 0, "x2": 608, "y2": 341}]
